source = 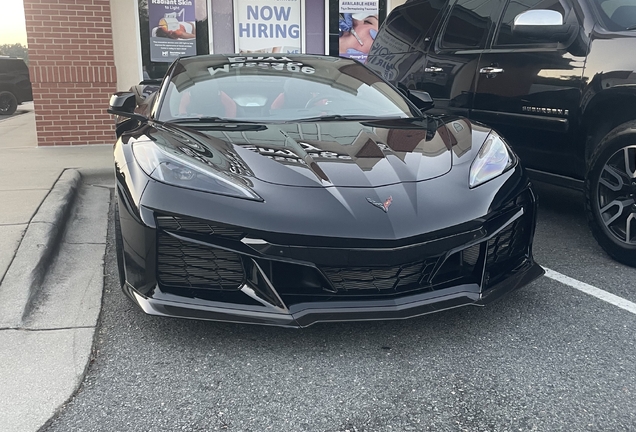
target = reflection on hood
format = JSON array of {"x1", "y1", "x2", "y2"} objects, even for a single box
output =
[{"x1": 135, "y1": 117, "x2": 476, "y2": 188}]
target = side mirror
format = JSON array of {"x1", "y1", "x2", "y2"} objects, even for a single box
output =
[
  {"x1": 408, "y1": 90, "x2": 435, "y2": 112},
  {"x1": 107, "y1": 92, "x2": 147, "y2": 122},
  {"x1": 512, "y1": 10, "x2": 576, "y2": 43}
]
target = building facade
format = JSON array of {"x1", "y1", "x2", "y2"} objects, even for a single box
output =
[{"x1": 23, "y1": 0, "x2": 405, "y2": 146}]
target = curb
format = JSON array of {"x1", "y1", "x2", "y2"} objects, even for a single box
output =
[
  {"x1": 0, "y1": 111, "x2": 28, "y2": 123},
  {"x1": 0, "y1": 169, "x2": 82, "y2": 328}
]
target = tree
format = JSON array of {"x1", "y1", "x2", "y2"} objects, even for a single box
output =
[{"x1": 0, "y1": 43, "x2": 28, "y2": 64}]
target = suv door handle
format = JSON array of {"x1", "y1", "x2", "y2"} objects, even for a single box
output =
[
  {"x1": 424, "y1": 66, "x2": 444, "y2": 73},
  {"x1": 479, "y1": 67, "x2": 504, "y2": 76}
]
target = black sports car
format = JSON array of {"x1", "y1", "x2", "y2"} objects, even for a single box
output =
[{"x1": 109, "y1": 54, "x2": 543, "y2": 328}]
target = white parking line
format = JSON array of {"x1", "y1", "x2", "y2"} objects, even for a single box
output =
[{"x1": 544, "y1": 268, "x2": 636, "y2": 315}]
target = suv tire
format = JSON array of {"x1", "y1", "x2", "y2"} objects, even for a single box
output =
[
  {"x1": 584, "y1": 121, "x2": 636, "y2": 266},
  {"x1": 0, "y1": 91, "x2": 18, "y2": 116}
]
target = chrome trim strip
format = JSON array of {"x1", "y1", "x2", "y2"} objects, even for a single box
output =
[{"x1": 241, "y1": 237, "x2": 268, "y2": 245}]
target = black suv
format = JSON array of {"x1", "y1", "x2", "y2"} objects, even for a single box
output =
[
  {"x1": 0, "y1": 57, "x2": 32, "y2": 116},
  {"x1": 366, "y1": 0, "x2": 636, "y2": 266}
]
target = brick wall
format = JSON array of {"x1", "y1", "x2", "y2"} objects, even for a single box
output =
[{"x1": 24, "y1": 0, "x2": 117, "y2": 146}]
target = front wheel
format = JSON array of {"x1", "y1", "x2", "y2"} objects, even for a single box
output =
[{"x1": 584, "y1": 121, "x2": 636, "y2": 267}]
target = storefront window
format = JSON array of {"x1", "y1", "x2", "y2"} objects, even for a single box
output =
[{"x1": 138, "y1": 0, "x2": 210, "y2": 80}]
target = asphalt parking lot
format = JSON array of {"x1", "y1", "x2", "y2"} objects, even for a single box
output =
[{"x1": 43, "y1": 182, "x2": 636, "y2": 432}]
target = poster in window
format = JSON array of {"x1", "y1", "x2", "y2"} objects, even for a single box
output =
[
  {"x1": 148, "y1": 0, "x2": 197, "y2": 62},
  {"x1": 338, "y1": 0, "x2": 379, "y2": 62},
  {"x1": 234, "y1": 0, "x2": 303, "y2": 54}
]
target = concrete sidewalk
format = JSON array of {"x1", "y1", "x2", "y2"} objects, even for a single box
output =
[{"x1": 0, "y1": 104, "x2": 114, "y2": 431}]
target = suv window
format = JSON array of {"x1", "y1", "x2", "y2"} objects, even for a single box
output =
[
  {"x1": 441, "y1": 0, "x2": 497, "y2": 49},
  {"x1": 385, "y1": 0, "x2": 447, "y2": 50},
  {"x1": 495, "y1": 0, "x2": 567, "y2": 46},
  {"x1": 0, "y1": 58, "x2": 28, "y2": 74},
  {"x1": 591, "y1": 0, "x2": 636, "y2": 30}
]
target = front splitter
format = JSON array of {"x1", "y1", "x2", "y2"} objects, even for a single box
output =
[{"x1": 122, "y1": 261, "x2": 543, "y2": 328}]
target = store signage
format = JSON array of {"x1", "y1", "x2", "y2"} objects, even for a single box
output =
[
  {"x1": 148, "y1": 0, "x2": 197, "y2": 63},
  {"x1": 338, "y1": 0, "x2": 379, "y2": 63},
  {"x1": 234, "y1": 0, "x2": 303, "y2": 54},
  {"x1": 339, "y1": 1, "x2": 378, "y2": 13}
]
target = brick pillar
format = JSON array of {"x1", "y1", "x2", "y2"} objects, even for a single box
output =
[{"x1": 24, "y1": 0, "x2": 117, "y2": 146}]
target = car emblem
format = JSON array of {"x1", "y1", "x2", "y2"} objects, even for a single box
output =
[{"x1": 366, "y1": 196, "x2": 393, "y2": 213}]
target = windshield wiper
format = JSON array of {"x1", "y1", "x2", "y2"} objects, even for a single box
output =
[
  {"x1": 165, "y1": 117, "x2": 257, "y2": 124},
  {"x1": 293, "y1": 114, "x2": 392, "y2": 123}
]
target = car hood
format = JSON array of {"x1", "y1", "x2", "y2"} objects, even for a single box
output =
[{"x1": 148, "y1": 117, "x2": 478, "y2": 188}]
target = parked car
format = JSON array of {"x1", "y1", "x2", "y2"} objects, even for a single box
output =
[
  {"x1": 108, "y1": 54, "x2": 543, "y2": 327},
  {"x1": 366, "y1": 0, "x2": 636, "y2": 266},
  {"x1": 0, "y1": 57, "x2": 32, "y2": 115}
]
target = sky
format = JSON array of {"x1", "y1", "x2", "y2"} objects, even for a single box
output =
[{"x1": 0, "y1": 1, "x2": 27, "y2": 46}]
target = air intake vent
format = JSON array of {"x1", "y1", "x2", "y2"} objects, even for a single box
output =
[
  {"x1": 461, "y1": 243, "x2": 481, "y2": 266},
  {"x1": 321, "y1": 257, "x2": 439, "y2": 292},
  {"x1": 487, "y1": 217, "x2": 528, "y2": 267},
  {"x1": 156, "y1": 215, "x2": 245, "y2": 239},
  {"x1": 157, "y1": 233, "x2": 245, "y2": 290}
]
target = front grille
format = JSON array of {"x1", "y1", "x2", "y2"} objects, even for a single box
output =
[
  {"x1": 157, "y1": 233, "x2": 245, "y2": 290},
  {"x1": 486, "y1": 217, "x2": 529, "y2": 267},
  {"x1": 321, "y1": 257, "x2": 439, "y2": 292},
  {"x1": 156, "y1": 215, "x2": 245, "y2": 239}
]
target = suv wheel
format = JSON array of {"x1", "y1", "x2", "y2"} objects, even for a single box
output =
[
  {"x1": 0, "y1": 91, "x2": 18, "y2": 116},
  {"x1": 585, "y1": 121, "x2": 636, "y2": 267}
]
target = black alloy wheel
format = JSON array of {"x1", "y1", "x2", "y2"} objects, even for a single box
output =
[
  {"x1": 585, "y1": 121, "x2": 636, "y2": 267},
  {"x1": 0, "y1": 91, "x2": 18, "y2": 116}
]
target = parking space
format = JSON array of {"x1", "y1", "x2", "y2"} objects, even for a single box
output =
[
  {"x1": 44, "y1": 187, "x2": 636, "y2": 432},
  {"x1": 532, "y1": 181, "x2": 636, "y2": 304}
]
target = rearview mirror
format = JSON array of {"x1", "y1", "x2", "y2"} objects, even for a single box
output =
[{"x1": 512, "y1": 10, "x2": 576, "y2": 43}]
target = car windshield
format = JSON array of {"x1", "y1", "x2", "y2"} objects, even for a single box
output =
[
  {"x1": 590, "y1": 0, "x2": 636, "y2": 30},
  {"x1": 156, "y1": 55, "x2": 416, "y2": 123}
]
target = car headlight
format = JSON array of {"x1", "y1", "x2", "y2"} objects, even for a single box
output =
[
  {"x1": 469, "y1": 131, "x2": 515, "y2": 188},
  {"x1": 132, "y1": 141, "x2": 263, "y2": 201}
]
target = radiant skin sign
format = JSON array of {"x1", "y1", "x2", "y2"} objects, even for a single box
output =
[{"x1": 148, "y1": 0, "x2": 197, "y2": 62}]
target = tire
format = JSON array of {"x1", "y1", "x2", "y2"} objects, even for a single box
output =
[
  {"x1": 0, "y1": 91, "x2": 18, "y2": 116},
  {"x1": 584, "y1": 120, "x2": 636, "y2": 267},
  {"x1": 114, "y1": 195, "x2": 126, "y2": 288}
]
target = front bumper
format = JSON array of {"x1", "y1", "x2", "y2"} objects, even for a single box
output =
[
  {"x1": 118, "y1": 186, "x2": 544, "y2": 328},
  {"x1": 124, "y1": 261, "x2": 543, "y2": 327}
]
